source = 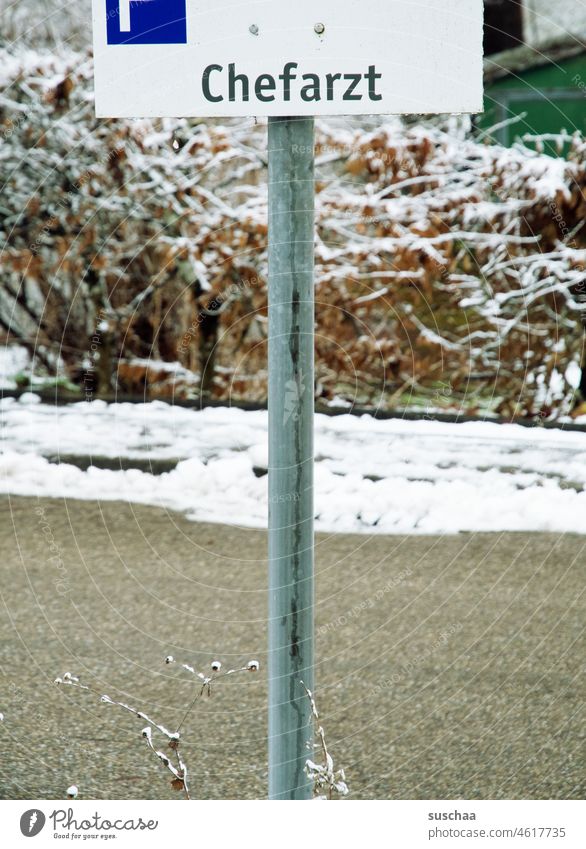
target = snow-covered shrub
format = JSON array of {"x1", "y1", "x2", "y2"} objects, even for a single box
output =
[{"x1": 1, "y1": 46, "x2": 585, "y2": 417}]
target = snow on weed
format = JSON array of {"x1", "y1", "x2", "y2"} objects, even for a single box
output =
[{"x1": 2, "y1": 399, "x2": 586, "y2": 535}]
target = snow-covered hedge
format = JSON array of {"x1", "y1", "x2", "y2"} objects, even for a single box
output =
[{"x1": 1, "y1": 46, "x2": 585, "y2": 418}]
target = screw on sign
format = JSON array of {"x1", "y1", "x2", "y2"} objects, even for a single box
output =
[{"x1": 91, "y1": 0, "x2": 484, "y2": 799}]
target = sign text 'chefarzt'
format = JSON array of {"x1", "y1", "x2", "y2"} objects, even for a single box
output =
[{"x1": 201, "y1": 63, "x2": 382, "y2": 104}]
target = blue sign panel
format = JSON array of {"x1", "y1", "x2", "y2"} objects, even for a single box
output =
[{"x1": 106, "y1": 0, "x2": 187, "y2": 45}]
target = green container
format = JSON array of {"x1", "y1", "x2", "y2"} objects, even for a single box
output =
[{"x1": 479, "y1": 40, "x2": 586, "y2": 155}]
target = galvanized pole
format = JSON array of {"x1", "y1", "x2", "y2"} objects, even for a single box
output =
[{"x1": 268, "y1": 116, "x2": 315, "y2": 800}]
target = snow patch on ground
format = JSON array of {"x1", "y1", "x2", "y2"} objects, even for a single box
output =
[
  {"x1": 0, "y1": 346, "x2": 29, "y2": 389},
  {"x1": 2, "y1": 398, "x2": 586, "y2": 535}
]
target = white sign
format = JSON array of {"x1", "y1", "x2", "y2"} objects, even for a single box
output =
[{"x1": 91, "y1": 0, "x2": 484, "y2": 118}]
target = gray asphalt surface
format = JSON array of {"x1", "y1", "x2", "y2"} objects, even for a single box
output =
[{"x1": 0, "y1": 496, "x2": 584, "y2": 800}]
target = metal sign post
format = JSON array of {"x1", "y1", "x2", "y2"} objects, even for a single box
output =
[
  {"x1": 91, "y1": 0, "x2": 483, "y2": 801},
  {"x1": 267, "y1": 116, "x2": 315, "y2": 800}
]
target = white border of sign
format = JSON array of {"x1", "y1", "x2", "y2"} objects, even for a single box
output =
[{"x1": 91, "y1": 0, "x2": 484, "y2": 118}]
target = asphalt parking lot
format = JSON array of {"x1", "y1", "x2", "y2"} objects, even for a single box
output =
[{"x1": 0, "y1": 496, "x2": 584, "y2": 800}]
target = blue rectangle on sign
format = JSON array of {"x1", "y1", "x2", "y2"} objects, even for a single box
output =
[{"x1": 106, "y1": 0, "x2": 187, "y2": 45}]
